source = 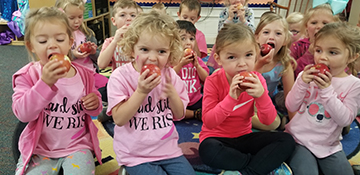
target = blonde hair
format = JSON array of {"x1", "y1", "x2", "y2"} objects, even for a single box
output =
[
  {"x1": 255, "y1": 13, "x2": 297, "y2": 73},
  {"x1": 24, "y1": 7, "x2": 73, "y2": 61},
  {"x1": 224, "y1": 0, "x2": 248, "y2": 7},
  {"x1": 286, "y1": 12, "x2": 304, "y2": 24},
  {"x1": 152, "y1": 3, "x2": 165, "y2": 10},
  {"x1": 112, "y1": 0, "x2": 139, "y2": 17},
  {"x1": 315, "y1": 22, "x2": 360, "y2": 76},
  {"x1": 301, "y1": 4, "x2": 340, "y2": 35},
  {"x1": 215, "y1": 23, "x2": 258, "y2": 55},
  {"x1": 119, "y1": 11, "x2": 182, "y2": 66},
  {"x1": 179, "y1": 0, "x2": 201, "y2": 17},
  {"x1": 55, "y1": 0, "x2": 94, "y2": 37}
]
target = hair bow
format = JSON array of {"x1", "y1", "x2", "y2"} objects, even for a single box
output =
[{"x1": 313, "y1": 0, "x2": 349, "y2": 15}]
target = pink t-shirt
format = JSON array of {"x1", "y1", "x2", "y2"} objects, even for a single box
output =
[
  {"x1": 196, "y1": 29, "x2": 208, "y2": 58},
  {"x1": 101, "y1": 37, "x2": 131, "y2": 70},
  {"x1": 199, "y1": 69, "x2": 277, "y2": 142},
  {"x1": 178, "y1": 56, "x2": 209, "y2": 106},
  {"x1": 106, "y1": 63, "x2": 189, "y2": 166},
  {"x1": 72, "y1": 30, "x2": 95, "y2": 71},
  {"x1": 285, "y1": 72, "x2": 360, "y2": 158},
  {"x1": 33, "y1": 67, "x2": 93, "y2": 158}
]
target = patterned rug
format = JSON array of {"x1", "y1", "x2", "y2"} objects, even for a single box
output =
[{"x1": 92, "y1": 117, "x2": 360, "y2": 175}]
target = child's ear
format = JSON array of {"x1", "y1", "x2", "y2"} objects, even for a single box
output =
[
  {"x1": 348, "y1": 53, "x2": 360, "y2": 64},
  {"x1": 111, "y1": 17, "x2": 116, "y2": 26},
  {"x1": 25, "y1": 41, "x2": 34, "y2": 53},
  {"x1": 194, "y1": 15, "x2": 201, "y2": 23},
  {"x1": 214, "y1": 53, "x2": 222, "y2": 66},
  {"x1": 177, "y1": 11, "x2": 180, "y2": 18},
  {"x1": 255, "y1": 34, "x2": 260, "y2": 43},
  {"x1": 69, "y1": 37, "x2": 74, "y2": 48}
]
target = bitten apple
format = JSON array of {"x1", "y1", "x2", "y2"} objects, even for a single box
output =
[
  {"x1": 260, "y1": 43, "x2": 273, "y2": 57},
  {"x1": 238, "y1": 71, "x2": 253, "y2": 90},
  {"x1": 79, "y1": 43, "x2": 92, "y2": 53},
  {"x1": 236, "y1": 3, "x2": 243, "y2": 10},
  {"x1": 49, "y1": 54, "x2": 71, "y2": 72},
  {"x1": 141, "y1": 64, "x2": 161, "y2": 78},
  {"x1": 184, "y1": 48, "x2": 194, "y2": 58},
  {"x1": 310, "y1": 63, "x2": 330, "y2": 76}
]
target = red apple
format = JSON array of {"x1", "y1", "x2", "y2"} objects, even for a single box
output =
[
  {"x1": 49, "y1": 54, "x2": 71, "y2": 72},
  {"x1": 184, "y1": 48, "x2": 194, "y2": 58},
  {"x1": 310, "y1": 63, "x2": 330, "y2": 76},
  {"x1": 79, "y1": 43, "x2": 92, "y2": 53},
  {"x1": 260, "y1": 43, "x2": 273, "y2": 57},
  {"x1": 141, "y1": 64, "x2": 161, "y2": 78},
  {"x1": 238, "y1": 71, "x2": 253, "y2": 90},
  {"x1": 236, "y1": 3, "x2": 243, "y2": 10}
]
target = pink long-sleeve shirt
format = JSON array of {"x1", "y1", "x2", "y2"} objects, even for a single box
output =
[
  {"x1": 285, "y1": 72, "x2": 360, "y2": 158},
  {"x1": 12, "y1": 62, "x2": 102, "y2": 174},
  {"x1": 107, "y1": 63, "x2": 189, "y2": 167},
  {"x1": 199, "y1": 69, "x2": 277, "y2": 143},
  {"x1": 196, "y1": 29, "x2": 208, "y2": 58}
]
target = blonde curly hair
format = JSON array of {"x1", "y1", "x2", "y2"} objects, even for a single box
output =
[{"x1": 119, "y1": 11, "x2": 182, "y2": 66}]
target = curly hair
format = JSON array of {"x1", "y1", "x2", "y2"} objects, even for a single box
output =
[
  {"x1": 315, "y1": 22, "x2": 360, "y2": 76},
  {"x1": 119, "y1": 11, "x2": 182, "y2": 66},
  {"x1": 24, "y1": 6, "x2": 73, "y2": 62},
  {"x1": 255, "y1": 12, "x2": 297, "y2": 74}
]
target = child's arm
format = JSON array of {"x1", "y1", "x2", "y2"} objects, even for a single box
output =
[
  {"x1": 162, "y1": 74, "x2": 185, "y2": 119},
  {"x1": 254, "y1": 49, "x2": 275, "y2": 73},
  {"x1": 173, "y1": 54, "x2": 194, "y2": 74},
  {"x1": 111, "y1": 69, "x2": 161, "y2": 126},
  {"x1": 193, "y1": 57, "x2": 209, "y2": 82},
  {"x1": 281, "y1": 65, "x2": 296, "y2": 119}
]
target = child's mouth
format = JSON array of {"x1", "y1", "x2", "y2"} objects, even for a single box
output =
[{"x1": 267, "y1": 43, "x2": 275, "y2": 48}]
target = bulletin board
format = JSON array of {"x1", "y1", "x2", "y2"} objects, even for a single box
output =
[{"x1": 110, "y1": 0, "x2": 275, "y2": 7}]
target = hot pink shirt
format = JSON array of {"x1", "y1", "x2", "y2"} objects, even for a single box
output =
[
  {"x1": 178, "y1": 56, "x2": 209, "y2": 106},
  {"x1": 107, "y1": 63, "x2": 189, "y2": 166},
  {"x1": 199, "y1": 69, "x2": 277, "y2": 142},
  {"x1": 101, "y1": 37, "x2": 131, "y2": 70},
  {"x1": 196, "y1": 29, "x2": 208, "y2": 58},
  {"x1": 285, "y1": 72, "x2": 360, "y2": 158}
]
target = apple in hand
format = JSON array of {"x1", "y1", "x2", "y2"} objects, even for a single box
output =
[
  {"x1": 238, "y1": 71, "x2": 253, "y2": 90},
  {"x1": 79, "y1": 43, "x2": 92, "y2": 53},
  {"x1": 49, "y1": 54, "x2": 71, "y2": 72},
  {"x1": 236, "y1": 3, "x2": 243, "y2": 10},
  {"x1": 141, "y1": 64, "x2": 161, "y2": 78},
  {"x1": 310, "y1": 63, "x2": 330, "y2": 76},
  {"x1": 184, "y1": 48, "x2": 194, "y2": 58},
  {"x1": 260, "y1": 43, "x2": 273, "y2": 57}
]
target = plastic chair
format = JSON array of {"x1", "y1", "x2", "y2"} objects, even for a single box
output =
[{"x1": 267, "y1": 0, "x2": 311, "y2": 17}]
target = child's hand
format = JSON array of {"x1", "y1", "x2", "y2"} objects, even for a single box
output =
[
  {"x1": 179, "y1": 54, "x2": 194, "y2": 67},
  {"x1": 41, "y1": 59, "x2": 68, "y2": 87},
  {"x1": 236, "y1": 8, "x2": 246, "y2": 23},
  {"x1": 73, "y1": 45, "x2": 91, "y2": 59},
  {"x1": 229, "y1": 73, "x2": 245, "y2": 100},
  {"x1": 81, "y1": 92, "x2": 100, "y2": 110},
  {"x1": 162, "y1": 72, "x2": 176, "y2": 99},
  {"x1": 89, "y1": 41, "x2": 97, "y2": 55},
  {"x1": 114, "y1": 24, "x2": 130, "y2": 43},
  {"x1": 242, "y1": 73, "x2": 265, "y2": 98},
  {"x1": 257, "y1": 49, "x2": 275, "y2": 64},
  {"x1": 313, "y1": 71, "x2": 332, "y2": 89},
  {"x1": 301, "y1": 64, "x2": 317, "y2": 84},
  {"x1": 137, "y1": 69, "x2": 161, "y2": 94},
  {"x1": 192, "y1": 53, "x2": 200, "y2": 68},
  {"x1": 228, "y1": 5, "x2": 238, "y2": 20}
]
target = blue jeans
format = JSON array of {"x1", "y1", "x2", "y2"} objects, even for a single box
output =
[
  {"x1": 124, "y1": 155, "x2": 196, "y2": 175},
  {"x1": 287, "y1": 144, "x2": 354, "y2": 175}
]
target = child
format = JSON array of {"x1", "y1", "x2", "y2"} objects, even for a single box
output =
[
  {"x1": 285, "y1": 22, "x2": 360, "y2": 175},
  {"x1": 106, "y1": 11, "x2": 196, "y2": 175},
  {"x1": 286, "y1": 12, "x2": 304, "y2": 44},
  {"x1": 207, "y1": 0, "x2": 255, "y2": 73},
  {"x1": 198, "y1": 23, "x2": 295, "y2": 175},
  {"x1": 12, "y1": 7, "x2": 102, "y2": 175},
  {"x1": 254, "y1": 13, "x2": 297, "y2": 127},
  {"x1": 177, "y1": 0, "x2": 208, "y2": 59},
  {"x1": 290, "y1": 4, "x2": 339, "y2": 77},
  {"x1": 152, "y1": 2, "x2": 166, "y2": 14},
  {"x1": 173, "y1": 20, "x2": 209, "y2": 120},
  {"x1": 55, "y1": 0, "x2": 108, "y2": 90},
  {"x1": 97, "y1": 0, "x2": 139, "y2": 122}
]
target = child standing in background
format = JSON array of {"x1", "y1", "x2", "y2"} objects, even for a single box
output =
[
  {"x1": 152, "y1": 2, "x2": 167, "y2": 14},
  {"x1": 199, "y1": 23, "x2": 295, "y2": 175},
  {"x1": 55, "y1": 0, "x2": 108, "y2": 89},
  {"x1": 173, "y1": 20, "x2": 209, "y2": 120},
  {"x1": 13, "y1": 7, "x2": 102, "y2": 175},
  {"x1": 254, "y1": 13, "x2": 297, "y2": 127},
  {"x1": 177, "y1": 0, "x2": 208, "y2": 59},
  {"x1": 286, "y1": 12, "x2": 304, "y2": 44},
  {"x1": 107, "y1": 11, "x2": 195, "y2": 175},
  {"x1": 285, "y1": 22, "x2": 360, "y2": 175},
  {"x1": 97, "y1": 0, "x2": 139, "y2": 122},
  {"x1": 290, "y1": 4, "x2": 339, "y2": 77},
  {"x1": 207, "y1": 0, "x2": 255, "y2": 74}
]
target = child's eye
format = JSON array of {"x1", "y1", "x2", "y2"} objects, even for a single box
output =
[
  {"x1": 120, "y1": 14, "x2": 125, "y2": 17},
  {"x1": 227, "y1": 56, "x2": 235, "y2": 60},
  {"x1": 39, "y1": 40, "x2": 47, "y2": 44},
  {"x1": 263, "y1": 31, "x2": 269, "y2": 34},
  {"x1": 131, "y1": 14, "x2": 136, "y2": 18},
  {"x1": 246, "y1": 53, "x2": 253, "y2": 57},
  {"x1": 68, "y1": 17, "x2": 74, "y2": 20},
  {"x1": 181, "y1": 37, "x2": 186, "y2": 41},
  {"x1": 57, "y1": 39, "x2": 65, "y2": 42},
  {"x1": 140, "y1": 48, "x2": 148, "y2": 51},
  {"x1": 159, "y1": 50, "x2": 167, "y2": 54},
  {"x1": 329, "y1": 51, "x2": 337, "y2": 55},
  {"x1": 276, "y1": 32, "x2": 282, "y2": 35},
  {"x1": 190, "y1": 37, "x2": 195, "y2": 41},
  {"x1": 311, "y1": 21, "x2": 317, "y2": 25},
  {"x1": 315, "y1": 49, "x2": 321, "y2": 53}
]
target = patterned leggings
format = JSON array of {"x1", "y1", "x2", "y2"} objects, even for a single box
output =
[{"x1": 16, "y1": 149, "x2": 95, "y2": 175}]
